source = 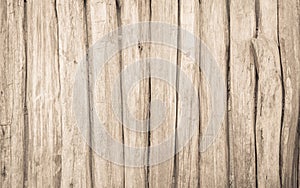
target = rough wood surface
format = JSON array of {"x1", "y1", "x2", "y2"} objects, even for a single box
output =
[
  {"x1": 148, "y1": 0, "x2": 177, "y2": 187},
  {"x1": 1, "y1": 0, "x2": 300, "y2": 187},
  {"x1": 229, "y1": 0, "x2": 257, "y2": 186}
]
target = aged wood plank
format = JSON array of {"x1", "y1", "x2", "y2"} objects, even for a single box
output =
[
  {"x1": 56, "y1": 0, "x2": 92, "y2": 187},
  {"x1": 117, "y1": 0, "x2": 151, "y2": 187},
  {"x1": 25, "y1": 0, "x2": 62, "y2": 187},
  {"x1": 175, "y1": 0, "x2": 201, "y2": 187},
  {"x1": 148, "y1": 0, "x2": 178, "y2": 187},
  {"x1": 0, "y1": 0, "x2": 26, "y2": 187},
  {"x1": 229, "y1": 0, "x2": 257, "y2": 187},
  {"x1": 278, "y1": 0, "x2": 300, "y2": 186},
  {"x1": 0, "y1": 0, "x2": 10, "y2": 186},
  {"x1": 251, "y1": 36, "x2": 282, "y2": 187},
  {"x1": 198, "y1": 0, "x2": 229, "y2": 187},
  {"x1": 253, "y1": 0, "x2": 282, "y2": 186},
  {"x1": 87, "y1": 0, "x2": 124, "y2": 187}
]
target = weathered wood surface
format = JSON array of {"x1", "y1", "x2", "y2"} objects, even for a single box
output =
[{"x1": 0, "y1": 0, "x2": 299, "y2": 187}]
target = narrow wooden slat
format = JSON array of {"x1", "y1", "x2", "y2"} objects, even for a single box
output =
[
  {"x1": 0, "y1": 0, "x2": 26, "y2": 187},
  {"x1": 229, "y1": 0, "x2": 257, "y2": 186},
  {"x1": 198, "y1": 0, "x2": 229, "y2": 187},
  {"x1": 87, "y1": 0, "x2": 124, "y2": 187},
  {"x1": 176, "y1": 0, "x2": 200, "y2": 187},
  {"x1": 278, "y1": 0, "x2": 300, "y2": 186},
  {"x1": 25, "y1": 0, "x2": 62, "y2": 187},
  {"x1": 0, "y1": 0, "x2": 10, "y2": 186},
  {"x1": 118, "y1": 0, "x2": 151, "y2": 187},
  {"x1": 148, "y1": 0, "x2": 177, "y2": 187},
  {"x1": 253, "y1": 0, "x2": 282, "y2": 186},
  {"x1": 56, "y1": 0, "x2": 92, "y2": 187},
  {"x1": 252, "y1": 36, "x2": 282, "y2": 187}
]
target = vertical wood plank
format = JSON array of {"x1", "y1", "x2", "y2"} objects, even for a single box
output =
[
  {"x1": 229, "y1": 0, "x2": 257, "y2": 186},
  {"x1": 251, "y1": 36, "x2": 282, "y2": 187},
  {"x1": 25, "y1": 0, "x2": 62, "y2": 187},
  {"x1": 278, "y1": 0, "x2": 300, "y2": 186},
  {"x1": 176, "y1": 0, "x2": 200, "y2": 187},
  {"x1": 253, "y1": 0, "x2": 282, "y2": 186},
  {"x1": 0, "y1": 0, "x2": 10, "y2": 186},
  {"x1": 198, "y1": 0, "x2": 229, "y2": 187},
  {"x1": 87, "y1": 0, "x2": 124, "y2": 187},
  {"x1": 118, "y1": 0, "x2": 151, "y2": 187},
  {"x1": 0, "y1": 0, "x2": 26, "y2": 187},
  {"x1": 56, "y1": 0, "x2": 92, "y2": 187},
  {"x1": 148, "y1": 0, "x2": 178, "y2": 187}
]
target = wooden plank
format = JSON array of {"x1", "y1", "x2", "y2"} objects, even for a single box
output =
[
  {"x1": 117, "y1": 0, "x2": 151, "y2": 187},
  {"x1": 175, "y1": 0, "x2": 200, "y2": 187},
  {"x1": 148, "y1": 0, "x2": 177, "y2": 187},
  {"x1": 56, "y1": 0, "x2": 92, "y2": 187},
  {"x1": 0, "y1": 0, "x2": 26, "y2": 187},
  {"x1": 0, "y1": 0, "x2": 10, "y2": 186},
  {"x1": 87, "y1": 0, "x2": 124, "y2": 187},
  {"x1": 278, "y1": 0, "x2": 300, "y2": 186},
  {"x1": 251, "y1": 36, "x2": 282, "y2": 187},
  {"x1": 229, "y1": 0, "x2": 257, "y2": 186},
  {"x1": 198, "y1": 0, "x2": 229, "y2": 187},
  {"x1": 25, "y1": 0, "x2": 62, "y2": 187},
  {"x1": 253, "y1": 1, "x2": 281, "y2": 186}
]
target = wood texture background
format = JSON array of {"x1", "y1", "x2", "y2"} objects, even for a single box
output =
[{"x1": 0, "y1": 0, "x2": 299, "y2": 187}]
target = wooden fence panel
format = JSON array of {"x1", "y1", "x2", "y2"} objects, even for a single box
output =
[{"x1": 0, "y1": 0, "x2": 299, "y2": 187}]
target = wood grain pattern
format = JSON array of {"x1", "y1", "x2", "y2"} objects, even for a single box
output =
[
  {"x1": 0, "y1": 0, "x2": 26, "y2": 187},
  {"x1": 0, "y1": 0, "x2": 300, "y2": 187},
  {"x1": 278, "y1": 0, "x2": 300, "y2": 186},
  {"x1": 229, "y1": 0, "x2": 257, "y2": 186}
]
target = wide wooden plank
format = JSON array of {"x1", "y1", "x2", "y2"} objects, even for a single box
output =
[
  {"x1": 25, "y1": 0, "x2": 62, "y2": 187},
  {"x1": 229, "y1": 0, "x2": 257, "y2": 186},
  {"x1": 278, "y1": 0, "x2": 300, "y2": 186},
  {"x1": 56, "y1": 0, "x2": 92, "y2": 187},
  {"x1": 198, "y1": 0, "x2": 229, "y2": 187}
]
